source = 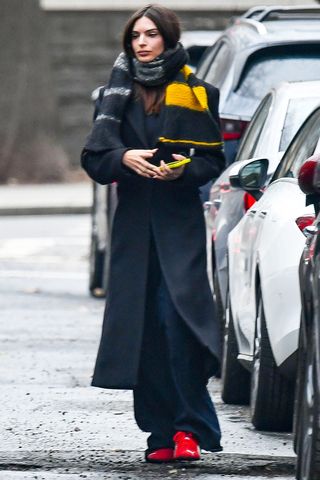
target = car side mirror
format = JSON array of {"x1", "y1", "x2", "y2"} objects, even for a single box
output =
[{"x1": 229, "y1": 158, "x2": 269, "y2": 199}]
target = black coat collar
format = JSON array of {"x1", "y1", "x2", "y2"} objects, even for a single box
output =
[
  {"x1": 125, "y1": 97, "x2": 166, "y2": 148},
  {"x1": 125, "y1": 98, "x2": 148, "y2": 147}
]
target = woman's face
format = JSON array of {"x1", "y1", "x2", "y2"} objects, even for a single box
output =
[{"x1": 131, "y1": 16, "x2": 165, "y2": 63}]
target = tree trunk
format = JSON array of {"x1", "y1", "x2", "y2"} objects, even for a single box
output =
[{"x1": 0, "y1": 0, "x2": 69, "y2": 183}]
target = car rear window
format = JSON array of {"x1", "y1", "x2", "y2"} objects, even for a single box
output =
[
  {"x1": 280, "y1": 97, "x2": 320, "y2": 152},
  {"x1": 236, "y1": 48, "x2": 320, "y2": 101}
]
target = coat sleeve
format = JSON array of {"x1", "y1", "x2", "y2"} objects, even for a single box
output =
[
  {"x1": 81, "y1": 147, "x2": 135, "y2": 185},
  {"x1": 81, "y1": 86, "x2": 135, "y2": 185},
  {"x1": 173, "y1": 85, "x2": 226, "y2": 188}
]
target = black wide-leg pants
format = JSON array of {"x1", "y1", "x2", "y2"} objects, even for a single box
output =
[{"x1": 133, "y1": 240, "x2": 222, "y2": 453}]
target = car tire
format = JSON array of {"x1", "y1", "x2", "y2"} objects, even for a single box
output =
[
  {"x1": 250, "y1": 289, "x2": 294, "y2": 431},
  {"x1": 89, "y1": 232, "x2": 106, "y2": 298},
  {"x1": 296, "y1": 327, "x2": 320, "y2": 480},
  {"x1": 221, "y1": 290, "x2": 250, "y2": 405}
]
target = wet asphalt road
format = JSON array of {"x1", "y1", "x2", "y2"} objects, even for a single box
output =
[{"x1": 0, "y1": 214, "x2": 296, "y2": 479}]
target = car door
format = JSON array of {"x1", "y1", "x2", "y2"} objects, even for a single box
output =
[
  {"x1": 254, "y1": 112, "x2": 320, "y2": 366},
  {"x1": 229, "y1": 108, "x2": 320, "y2": 359},
  {"x1": 228, "y1": 180, "x2": 273, "y2": 355}
]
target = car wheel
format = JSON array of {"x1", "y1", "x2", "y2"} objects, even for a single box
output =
[
  {"x1": 296, "y1": 331, "x2": 320, "y2": 480},
  {"x1": 250, "y1": 289, "x2": 294, "y2": 431},
  {"x1": 221, "y1": 290, "x2": 250, "y2": 405},
  {"x1": 89, "y1": 231, "x2": 106, "y2": 298}
]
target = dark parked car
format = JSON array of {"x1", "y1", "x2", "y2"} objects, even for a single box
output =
[
  {"x1": 294, "y1": 149, "x2": 320, "y2": 480},
  {"x1": 89, "y1": 181, "x2": 117, "y2": 297},
  {"x1": 197, "y1": 5, "x2": 320, "y2": 163}
]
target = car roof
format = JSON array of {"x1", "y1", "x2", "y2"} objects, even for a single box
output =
[
  {"x1": 239, "y1": 5, "x2": 320, "y2": 23},
  {"x1": 218, "y1": 19, "x2": 320, "y2": 52},
  {"x1": 210, "y1": 5, "x2": 320, "y2": 52},
  {"x1": 270, "y1": 80, "x2": 320, "y2": 100}
]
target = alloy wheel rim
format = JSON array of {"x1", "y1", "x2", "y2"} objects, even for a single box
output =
[{"x1": 251, "y1": 297, "x2": 262, "y2": 413}]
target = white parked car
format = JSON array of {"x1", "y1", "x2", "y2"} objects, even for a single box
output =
[
  {"x1": 207, "y1": 80, "x2": 320, "y2": 340},
  {"x1": 222, "y1": 106, "x2": 320, "y2": 431}
]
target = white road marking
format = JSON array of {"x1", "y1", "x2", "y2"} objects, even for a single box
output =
[
  {"x1": 0, "y1": 237, "x2": 89, "y2": 258},
  {"x1": 0, "y1": 270, "x2": 87, "y2": 279}
]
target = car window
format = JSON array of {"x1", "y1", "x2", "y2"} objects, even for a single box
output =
[
  {"x1": 236, "y1": 48, "x2": 320, "y2": 101},
  {"x1": 236, "y1": 94, "x2": 272, "y2": 161},
  {"x1": 196, "y1": 41, "x2": 221, "y2": 78},
  {"x1": 202, "y1": 41, "x2": 233, "y2": 87},
  {"x1": 273, "y1": 108, "x2": 320, "y2": 180},
  {"x1": 280, "y1": 97, "x2": 320, "y2": 152},
  {"x1": 187, "y1": 45, "x2": 209, "y2": 70}
]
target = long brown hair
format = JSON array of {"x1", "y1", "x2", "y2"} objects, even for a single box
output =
[{"x1": 123, "y1": 4, "x2": 181, "y2": 114}]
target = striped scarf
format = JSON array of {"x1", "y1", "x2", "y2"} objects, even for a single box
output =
[{"x1": 84, "y1": 49, "x2": 223, "y2": 153}]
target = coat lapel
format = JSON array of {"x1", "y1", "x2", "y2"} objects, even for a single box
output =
[{"x1": 125, "y1": 99, "x2": 148, "y2": 147}]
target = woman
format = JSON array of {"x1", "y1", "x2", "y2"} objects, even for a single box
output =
[{"x1": 81, "y1": 4, "x2": 225, "y2": 463}]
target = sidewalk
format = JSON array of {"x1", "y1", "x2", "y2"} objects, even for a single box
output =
[{"x1": 0, "y1": 182, "x2": 92, "y2": 215}]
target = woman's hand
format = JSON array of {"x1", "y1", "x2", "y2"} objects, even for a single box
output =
[
  {"x1": 122, "y1": 149, "x2": 159, "y2": 178},
  {"x1": 153, "y1": 154, "x2": 186, "y2": 181}
]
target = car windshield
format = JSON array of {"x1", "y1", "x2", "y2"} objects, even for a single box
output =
[
  {"x1": 280, "y1": 97, "x2": 320, "y2": 151},
  {"x1": 236, "y1": 50, "x2": 320, "y2": 101},
  {"x1": 272, "y1": 108, "x2": 320, "y2": 181}
]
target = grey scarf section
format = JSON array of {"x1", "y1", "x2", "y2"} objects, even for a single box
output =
[
  {"x1": 84, "y1": 45, "x2": 188, "y2": 152},
  {"x1": 84, "y1": 53, "x2": 132, "y2": 152},
  {"x1": 132, "y1": 43, "x2": 188, "y2": 87}
]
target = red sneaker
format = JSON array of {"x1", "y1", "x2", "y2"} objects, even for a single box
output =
[
  {"x1": 173, "y1": 431, "x2": 201, "y2": 461},
  {"x1": 145, "y1": 448, "x2": 174, "y2": 463}
]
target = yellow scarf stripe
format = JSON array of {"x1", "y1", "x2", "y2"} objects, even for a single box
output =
[
  {"x1": 164, "y1": 65, "x2": 209, "y2": 112},
  {"x1": 181, "y1": 65, "x2": 193, "y2": 79},
  {"x1": 159, "y1": 137, "x2": 223, "y2": 147},
  {"x1": 192, "y1": 86, "x2": 209, "y2": 111},
  {"x1": 165, "y1": 83, "x2": 207, "y2": 112}
]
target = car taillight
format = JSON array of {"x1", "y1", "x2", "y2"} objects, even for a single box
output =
[
  {"x1": 221, "y1": 118, "x2": 249, "y2": 141},
  {"x1": 212, "y1": 228, "x2": 217, "y2": 242},
  {"x1": 243, "y1": 192, "x2": 256, "y2": 212},
  {"x1": 295, "y1": 215, "x2": 315, "y2": 235},
  {"x1": 220, "y1": 182, "x2": 231, "y2": 193}
]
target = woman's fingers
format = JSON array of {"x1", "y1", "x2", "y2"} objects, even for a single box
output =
[
  {"x1": 123, "y1": 150, "x2": 185, "y2": 180},
  {"x1": 122, "y1": 149, "x2": 159, "y2": 177},
  {"x1": 153, "y1": 161, "x2": 172, "y2": 179},
  {"x1": 140, "y1": 148, "x2": 158, "y2": 159},
  {"x1": 171, "y1": 153, "x2": 185, "y2": 161},
  {"x1": 153, "y1": 160, "x2": 185, "y2": 181},
  {"x1": 139, "y1": 159, "x2": 159, "y2": 176}
]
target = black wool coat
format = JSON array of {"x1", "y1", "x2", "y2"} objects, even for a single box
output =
[{"x1": 81, "y1": 82, "x2": 226, "y2": 389}]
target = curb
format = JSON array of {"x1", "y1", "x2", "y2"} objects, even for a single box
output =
[
  {"x1": 0, "y1": 450, "x2": 296, "y2": 475},
  {"x1": 0, "y1": 206, "x2": 91, "y2": 216}
]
